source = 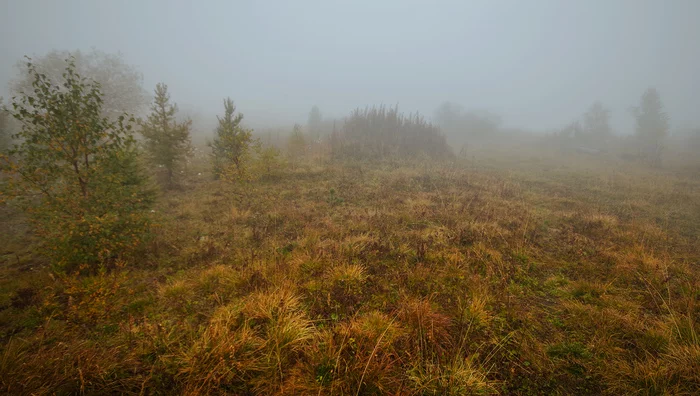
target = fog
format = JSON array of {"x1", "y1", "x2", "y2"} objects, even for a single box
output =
[
  {"x1": 3, "y1": 2, "x2": 700, "y2": 393},
  {"x1": 1, "y1": 0, "x2": 699, "y2": 133}
]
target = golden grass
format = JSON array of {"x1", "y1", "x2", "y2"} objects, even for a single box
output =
[{"x1": 1, "y1": 148, "x2": 699, "y2": 394}]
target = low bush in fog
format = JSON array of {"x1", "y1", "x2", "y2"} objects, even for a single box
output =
[{"x1": 331, "y1": 105, "x2": 453, "y2": 161}]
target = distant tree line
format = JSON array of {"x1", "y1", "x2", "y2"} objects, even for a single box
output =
[{"x1": 549, "y1": 89, "x2": 670, "y2": 166}]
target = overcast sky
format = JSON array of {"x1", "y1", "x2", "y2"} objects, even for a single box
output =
[{"x1": 1, "y1": 0, "x2": 699, "y2": 132}]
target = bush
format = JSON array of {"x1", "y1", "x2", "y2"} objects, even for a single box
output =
[
  {"x1": 332, "y1": 105, "x2": 452, "y2": 161},
  {"x1": 252, "y1": 141, "x2": 284, "y2": 179},
  {"x1": 1, "y1": 57, "x2": 154, "y2": 274}
]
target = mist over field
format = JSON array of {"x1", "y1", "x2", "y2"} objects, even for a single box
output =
[
  {"x1": 2, "y1": 0, "x2": 700, "y2": 134},
  {"x1": 1, "y1": 1, "x2": 699, "y2": 394}
]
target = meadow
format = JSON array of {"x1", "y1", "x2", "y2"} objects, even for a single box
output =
[{"x1": 1, "y1": 143, "x2": 699, "y2": 395}]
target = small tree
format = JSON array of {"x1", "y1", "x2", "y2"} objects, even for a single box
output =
[
  {"x1": 253, "y1": 142, "x2": 283, "y2": 179},
  {"x1": 581, "y1": 101, "x2": 611, "y2": 148},
  {"x1": 690, "y1": 128, "x2": 700, "y2": 151},
  {"x1": 209, "y1": 97, "x2": 253, "y2": 180},
  {"x1": 287, "y1": 124, "x2": 307, "y2": 165},
  {"x1": 0, "y1": 98, "x2": 10, "y2": 152},
  {"x1": 308, "y1": 105, "x2": 323, "y2": 139},
  {"x1": 140, "y1": 83, "x2": 192, "y2": 187},
  {"x1": 1, "y1": 58, "x2": 154, "y2": 274},
  {"x1": 434, "y1": 102, "x2": 500, "y2": 146},
  {"x1": 633, "y1": 88, "x2": 669, "y2": 167}
]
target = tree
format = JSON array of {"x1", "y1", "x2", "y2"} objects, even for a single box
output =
[
  {"x1": 209, "y1": 98, "x2": 253, "y2": 180},
  {"x1": 140, "y1": 83, "x2": 193, "y2": 187},
  {"x1": 11, "y1": 49, "x2": 148, "y2": 119},
  {"x1": 632, "y1": 88, "x2": 669, "y2": 167},
  {"x1": 0, "y1": 97, "x2": 10, "y2": 152},
  {"x1": 434, "y1": 102, "x2": 500, "y2": 145},
  {"x1": 288, "y1": 124, "x2": 307, "y2": 164},
  {"x1": 549, "y1": 120, "x2": 582, "y2": 150},
  {"x1": 434, "y1": 102, "x2": 465, "y2": 131},
  {"x1": 461, "y1": 110, "x2": 501, "y2": 138},
  {"x1": 308, "y1": 105, "x2": 323, "y2": 139},
  {"x1": 690, "y1": 128, "x2": 700, "y2": 151},
  {"x1": 580, "y1": 101, "x2": 611, "y2": 148},
  {"x1": 1, "y1": 58, "x2": 154, "y2": 273},
  {"x1": 252, "y1": 141, "x2": 283, "y2": 179}
]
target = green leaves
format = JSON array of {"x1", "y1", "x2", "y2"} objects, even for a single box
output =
[
  {"x1": 140, "y1": 83, "x2": 193, "y2": 187},
  {"x1": 210, "y1": 97, "x2": 253, "y2": 180},
  {"x1": 2, "y1": 57, "x2": 154, "y2": 274}
]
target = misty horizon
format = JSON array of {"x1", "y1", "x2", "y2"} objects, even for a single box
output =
[
  {"x1": 2, "y1": 2, "x2": 699, "y2": 394},
  {"x1": 2, "y1": 0, "x2": 699, "y2": 133}
]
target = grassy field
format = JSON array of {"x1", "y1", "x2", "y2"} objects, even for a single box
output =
[{"x1": 1, "y1": 147, "x2": 699, "y2": 395}]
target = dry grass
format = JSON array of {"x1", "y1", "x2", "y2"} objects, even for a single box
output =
[{"x1": 1, "y1": 146, "x2": 698, "y2": 394}]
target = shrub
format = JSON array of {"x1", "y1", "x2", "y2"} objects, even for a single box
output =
[
  {"x1": 2, "y1": 57, "x2": 154, "y2": 274},
  {"x1": 333, "y1": 105, "x2": 452, "y2": 161},
  {"x1": 252, "y1": 141, "x2": 284, "y2": 179}
]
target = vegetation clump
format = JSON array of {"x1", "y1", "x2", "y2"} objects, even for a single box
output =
[
  {"x1": 333, "y1": 105, "x2": 452, "y2": 161},
  {"x1": 1, "y1": 58, "x2": 153, "y2": 274}
]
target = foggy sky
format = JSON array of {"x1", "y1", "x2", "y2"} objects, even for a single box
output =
[{"x1": 1, "y1": 0, "x2": 699, "y2": 133}]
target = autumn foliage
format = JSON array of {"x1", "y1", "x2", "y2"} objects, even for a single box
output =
[{"x1": 1, "y1": 58, "x2": 154, "y2": 274}]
